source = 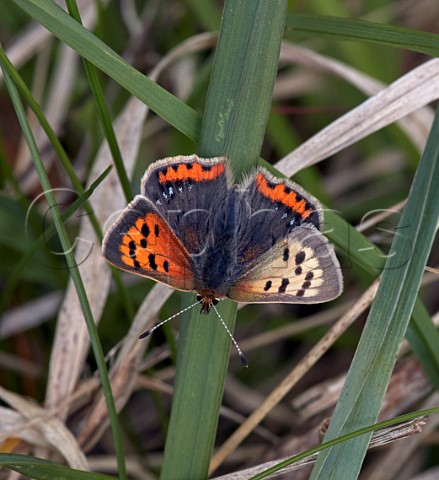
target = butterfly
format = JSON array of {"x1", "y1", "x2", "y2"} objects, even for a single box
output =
[{"x1": 102, "y1": 155, "x2": 343, "y2": 316}]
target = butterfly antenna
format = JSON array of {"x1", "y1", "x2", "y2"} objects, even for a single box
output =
[
  {"x1": 139, "y1": 299, "x2": 201, "y2": 339},
  {"x1": 212, "y1": 304, "x2": 248, "y2": 368}
]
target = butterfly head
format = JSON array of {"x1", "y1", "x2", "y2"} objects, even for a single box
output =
[{"x1": 196, "y1": 292, "x2": 219, "y2": 314}]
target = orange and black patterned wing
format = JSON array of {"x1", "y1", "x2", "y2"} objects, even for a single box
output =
[
  {"x1": 102, "y1": 196, "x2": 195, "y2": 292},
  {"x1": 140, "y1": 155, "x2": 230, "y2": 256},
  {"x1": 234, "y1": 167, "x2": 324, "y2": 269}
]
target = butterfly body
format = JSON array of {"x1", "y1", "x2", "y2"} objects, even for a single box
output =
[{"x1": 103, "y1": 155, "x2": 343, "y2": 313}]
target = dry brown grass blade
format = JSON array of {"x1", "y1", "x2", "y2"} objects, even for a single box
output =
[
  {"x1": 278, "y1": 43, "x2": 434, "y2": 152},
  {"x1": 0, "y1": 386, "x2": 88, "y2": 469},
  {"x1": 275, "y1": 52, "x2": 439, "y2": 176},
  {"x1": 1, "y1": 1, "x2": 104, "y2": 84},
  {"x1": 77, "y1": 283, "x2": 173, "y2": 450},
  {"x1": 0, "y1": 291, "x2": 62, "y2": 339},
  {"x1": 239, "y1": 302, "x2": 350, "y2": 353},
  {"x1": 291, "y1": 356, "x2": 431, "y2": 424},
  {"x1": 209, "y1": 280, "x2": 381, "y2": 474},
  {"x1": 0, "y1": 351, "x2": 42, "y2": 378},
  {"x1": 355, "y1": 198, "x2": 407, "y2": 232},
  {"x1": 0, "y1": 407, "x2": 50, "y2": 447},
  {"x1": 7, "y1": 1, "x2": 110, "y2": 192},
  {"x1": 87, "y1": 454, "x2": 157, "y2": 480},
  {"x1": 16, "y1": 44, "x2": 79, "y2": 192},
  {"x1": 363, "y1": 393, "x2": 439, "y2": 480},
  {"x1": 211, "y1": 417, "x2": 427, "y2": 480},
  {"x1": 45, "y1": 97, "x2": 147, "y2": 418}
]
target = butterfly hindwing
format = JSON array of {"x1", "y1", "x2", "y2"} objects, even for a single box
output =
[
  {"x1": 227, "y1": 225, "x2": 343, "y2": 304},
  {"x1": 102, "y1": 196, "x2": 195, "y2": 292},
  {"x1": 140, "y1": 155, "x2": 230, "y2": 256},
  {"x1": 234, "y1": 167, "x2": 323, "y2": 268}
]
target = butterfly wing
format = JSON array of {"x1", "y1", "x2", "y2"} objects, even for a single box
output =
[
  {"x1": 234, "y1": 167, "x2": 323, "y2": 269},
  {"x1": 102, "y1": 196, "x2": 195, "y2": 291},
  {"x1": 140, "y1": 155, "x2": 230, "y2": 257},
  {"x1": 228, "y1": 222, "x2": 343, "y2": 304}
]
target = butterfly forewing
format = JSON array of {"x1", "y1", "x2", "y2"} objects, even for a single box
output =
[
  {"x1": 103, "y1": 196, "x2": 195, "y2": 292},
  {"x1": 140, "y1": 155, "x2": 230, "y2": 257}
]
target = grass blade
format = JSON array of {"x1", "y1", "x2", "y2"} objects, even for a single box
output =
[
  {"x1": 310, "y1": 106, "x2": 439, "y2": 478},
  {"x1": 12, "y1": 0, "x2": 201, "y2": 141},
  {"x1": 0, "y1": 165, "x2": 112, "y2": 314},
  {"x1": 160, "y1": 1, "x2": 288, "y2": 479},
  {"x1": 1, "y1": 52, "x2": 127, "y2": 480},
  {"x1": 286, "y1": 13, "x2": 439, "y2": 57},
  {"x1": 65, "y1": 0, "x2": 132, "y2": 202},
  {"x1": 250, "y1": 407, "x2": 439, "y2": 480},
  {"x1": 0, "y1": 453, "x2": 115, "y2": 480}
]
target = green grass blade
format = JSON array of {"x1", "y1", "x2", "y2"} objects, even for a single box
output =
[
  {"x1": 310, "y1": 106, "x2": 439, "y2": 479},
  {"x1": 12, "y1": 0, "x2": 201, "y2": 141},
  {"x1": 199, "y1": 0, "x2": 287, "y2": 178},
  {"x1": 406, "y1": 299, "x2": 439, "y2": 388},
  {"x1": 0, "y1": 453, "x2": 115, "y2": 480},
  {"x1": 0, "y1": 42, "x2": 135, "y2": 322},
  {"x1": 286, "y1": 13, "x2": 439, "y2": 57},
  {"x1": 0, "y1": 44, "x2": 103, "y2": 239},
  {"x1": 160, "y1": 1, "x2": 288, "y2": 479},
  {"x1": 183, "y1": 0, "x2": 221, "y2": 32},
  {"x1": 64, "y1": 0, "x2": 132, "y2": 202},
  {"x1": 250, "y1": 407, "x2": 439, "y2": 480},
  {"x1": 0, "y1": 165, "x2": 112, "y2": 314},
  {"x1": 1, "y1": 59, "x2": 127, "y2": 480}
]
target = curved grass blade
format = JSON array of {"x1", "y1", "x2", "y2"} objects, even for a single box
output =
[
  {"x1": 250, "y1": 407, "x2": 439, "y2": 480},
  {"x1": 11, "y1": 0, "x2": 201, "y2": 141},
  {"x1": 65, "y1": 0, "x2": 132, "y2": 202},
  {"x1": 0, "y1": 165, "x2": 112, "y2": 315},
  {"x1": 310, "y1": 106, "x2": 439, "y2": 479},
  {"x1": 286, "y1": 13, "x2": 439, "y2": 57},
  {"x1": 1, "y1": 57, "x2": 127, "y2": 480},
  {"x1": 0, "y1": 453, "x2": 115, "y2": 480}
]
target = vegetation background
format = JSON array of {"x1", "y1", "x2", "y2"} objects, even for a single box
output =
[{"x1": 0, "y1": 0, "x2": 439, "y2": 479}]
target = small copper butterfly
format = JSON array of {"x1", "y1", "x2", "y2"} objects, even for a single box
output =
[{"x1": 103, "y1": 155, "x2": 343, "y2": 316}]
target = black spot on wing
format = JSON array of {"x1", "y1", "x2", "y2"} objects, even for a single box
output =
[
  {"x1": 141, "y1": 223, "x2": 150, "y2": 238},
  {"x1": 278, "y1": 278, "x2": 290, "y2": 293},
  {"x1": 283, "y1": 247, "x2": 289, "y2": 262},
  {"x1": 295, "y1": 251, "x2": 305, "y2": 265},
  {"x1": 148, "y1": 253, "x2": 158, "y2": 270},
  {"x1": 264, "y1": 280, "x2": 272, "y2": 291}
]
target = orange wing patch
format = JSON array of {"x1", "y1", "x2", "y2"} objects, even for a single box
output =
[
  {"x1": 118, "y1": 212, "x2": 194, "y2": 291},
  {"x1": 158, "y1": 162, "x2": 225, "y2": 184},
  {"x1": 256, "y1": 173, "x2": 314, "y2": 220}
]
